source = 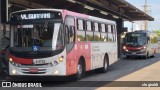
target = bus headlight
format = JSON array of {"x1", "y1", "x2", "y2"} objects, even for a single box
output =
[
  {"x1": 9, "y1": 58, "x2": 13, "y2": 62},
  {"x1": 123, "y1": 46, "x2": 128, "y2": 51},
  {"x1": 12, "y1": 70, "x2": 16, "y2": 74},
  {"x1": 48, "y1": 61, "x2": 59, "y2": 67},
  {"x1": 143, "y1": 46, "x2": 147, "y2": 49},
  {"x1": 53, "y1": 61, "x2": 59, "y2": 66},
  {"x1": 54, "y1": 70, "x2": 59, "y2": 75},
  {"x1": 49, "y1": 56, "x2": 64, "y2": 67},
  {"x1": 9, "y1": 58, "x2": 21, "y2": 67},
  {"x1": 48, "y1": 62, "x2": 53, "y2": 67},
  {"x1": 58, "y1": 56, "x2": 63, "y2": 62},
  {"x1": 140, "y1": 48, "x2": 146, "y2": 52},
  {"x1": 123, "y1": 46, "x2": 126, "y2": 50}
]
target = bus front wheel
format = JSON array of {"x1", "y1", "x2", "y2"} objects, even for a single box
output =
[
  {"x1": 144, "y1": 52, "x2": 149, "y2": 59},
  {"x1": 73, "y1": 60, "x2": 85, "y2": 80}
]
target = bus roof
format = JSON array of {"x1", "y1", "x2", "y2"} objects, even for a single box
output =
[
  {"x1": 126, "y1": 30, "x2": 158, "y2": 37},
  {"x1": 126, "y1": 30, "x2": 153, "y2": 34},
  {"x1": 11, "y1": 8, "x2": 62, "y2": 14},
  {"x1": 65, "y1": 10, "x2": 115, "y2": 24}
]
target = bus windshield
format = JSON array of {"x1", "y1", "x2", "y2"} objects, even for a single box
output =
[
  {"x1": 125, "y1": 33, "x2": 147, "y2": 46},
  {"x1": 11, "y1": 21, "x2": 64, "y2": 52}
]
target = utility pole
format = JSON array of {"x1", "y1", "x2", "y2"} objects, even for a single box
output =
[
  {"x1": 143, "y1": 0, "x2": 147, "y2": 30},
  {"x1": 142, "y1": 0, "x2": 151, "y2": 30},
  {"x1": 131, "y1": 22, "x2": 134, "y2": 32}
]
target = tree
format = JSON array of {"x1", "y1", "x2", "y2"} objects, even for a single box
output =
[{"x1": 152, "y1": 30, "x2": 160, "y2": 36}]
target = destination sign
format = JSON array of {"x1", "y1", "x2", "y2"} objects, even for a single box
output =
[
  {"x1": 131, "y1": 34, "x2": 141, "y2": 37},
  {"x1": 21, "y1": 13, "x2": 51, "y2": 20},
  {"x1": 10, "y1": 11, "x2": 62, "y2": 21}
]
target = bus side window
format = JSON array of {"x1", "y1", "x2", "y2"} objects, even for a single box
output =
[
  {"x1": 65, "y1": 25, "x2": 69, "y2": 43},
  {"x1": 77, "y1": 19, "x2": 85, "y2": 41},
  {"x1": 65, "y1": 25, "x2": 75, "y2": 43},
  {"x1": 69, "y1": 26, "x2": 75, "y2": 43},
  {"x1": 86, "y1": 21, "x2": 93, "y2": 41},
  {"x1": 101, "y1": 23, "x2": 107, "y2": 42},
  {"x1": 65, "y1": 16, "x2": 75, "y2": 43},
  {"x1": 108, "y1": 25, "x2": 113, "y2": 42},
  {"x1": 112, "y1": 25, "x2": 116, "y2": 42}
]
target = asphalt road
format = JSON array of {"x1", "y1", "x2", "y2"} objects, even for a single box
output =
[{"x1": 0, "y1": 54, "x2": 160, "y2": 90}]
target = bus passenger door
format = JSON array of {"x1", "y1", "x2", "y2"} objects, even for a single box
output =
[
  {"x1": 65, "y1": 25, "x2": 75, "y2": 53},
  {"x1": 65, "y1": 16, "x2": 77, "y2": 75}
]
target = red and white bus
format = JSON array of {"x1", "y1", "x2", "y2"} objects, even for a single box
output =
[
  {"x1": 123, "y1": 30, "x2": 158, "y2": 59},
  {"x1": 1, "y1": 9, "x2": 118, "y2": 79}
]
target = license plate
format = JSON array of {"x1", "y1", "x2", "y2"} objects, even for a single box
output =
[
  {"x1": 29, "y1": 68, "x2": 38, "y2": 73},
  {"x1": 34, "y1": 60, "x2": 45, "y2": 64},
  {"x1": 132, "y1": 52, "x2": 136, "y2": 54}
]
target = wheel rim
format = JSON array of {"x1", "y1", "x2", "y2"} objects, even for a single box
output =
[
  {"x1": 104, "y1": 58, "x2": 107, "y2": 70},
  {"x1": 78, "y1": 64, "x2": 82, "y2": 75}
]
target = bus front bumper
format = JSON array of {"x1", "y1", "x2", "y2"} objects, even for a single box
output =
[
  {"x1": 9, "y1": 63, "x2": 66, "y2": 76},
  {"x1": 123, "y1": 51, "x2": 146, "y2": 57}
]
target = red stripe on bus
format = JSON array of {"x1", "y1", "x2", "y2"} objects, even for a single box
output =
[
  {"x1": 8, "y1": 53, "x2": 33, "y2": 64},
  {"x1": 151, "y1": 48, "x2": 157, "y2": 51},
  {"x1": 126, "y1": 46, "x2": 143, "y2": 50}
]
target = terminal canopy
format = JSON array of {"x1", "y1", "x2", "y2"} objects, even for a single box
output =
[{"x1": 8, "y1": 0, "x2": 154, "y2": 21}]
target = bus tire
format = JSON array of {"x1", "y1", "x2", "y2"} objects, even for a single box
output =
[
  {"x1": 99, "y1": 55, "x2": 109, "y2": 73},
  {"x1": 73, "y1": 59, "x2": 85, "y2": 80},
  {"x1": 144, "y1": 52, "x2": 149, "y2": 59},
  {"x1": 151, "y1": 51, "x2": 156, "y2": 58},
  {"x1": 126, "y1": 55, "x2": 130, "y2": 59}
]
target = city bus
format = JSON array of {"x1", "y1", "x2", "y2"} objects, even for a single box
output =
[
  {"x1": 123, "y1": 30, "x2": 158, "y2": 59},
  {"x1": 1, "y1": 9, "x2": 118, "y2": 80}
]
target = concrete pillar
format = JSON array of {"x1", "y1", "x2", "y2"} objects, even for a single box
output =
[
  {"x1": 116, "y1": 18, "x2": 124, "y2": 59},
  {"x1": 0, "y1": 0, "x2": 9, "y2": 50},
  {"x1": 1, "y1": 0, "x2": 8, "y2": 23},
  {"x1": 0, "y1": 0, "x2": 1, "y2": 22},
  {"x1": 0, "y1": 0, "x2": 2, "y2": 50}
]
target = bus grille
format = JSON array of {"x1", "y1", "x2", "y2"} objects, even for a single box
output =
[
  {"x1": 21, "y1": 69, "x2": 46, "y2": 74},
  {"x1": 23, "y1": 72, "x2": 46, "y2": 74}
]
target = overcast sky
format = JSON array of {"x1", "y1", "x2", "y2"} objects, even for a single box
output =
[{"x1": 124, "y1": 0, "x2": 160, "y2": 31}]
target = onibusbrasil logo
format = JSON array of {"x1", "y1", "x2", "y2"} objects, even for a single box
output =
[{"x1": 2, "y1": 82, "x2": 42, "y2": 87}]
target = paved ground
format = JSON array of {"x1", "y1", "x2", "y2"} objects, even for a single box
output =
[{"x1": 0, "y1": 54, "x2": 160, "y2": 90}]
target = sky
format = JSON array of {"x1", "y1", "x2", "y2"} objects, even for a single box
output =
[{"x1": 124, "y1": 0, "x2": 160, "y2": 31}]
